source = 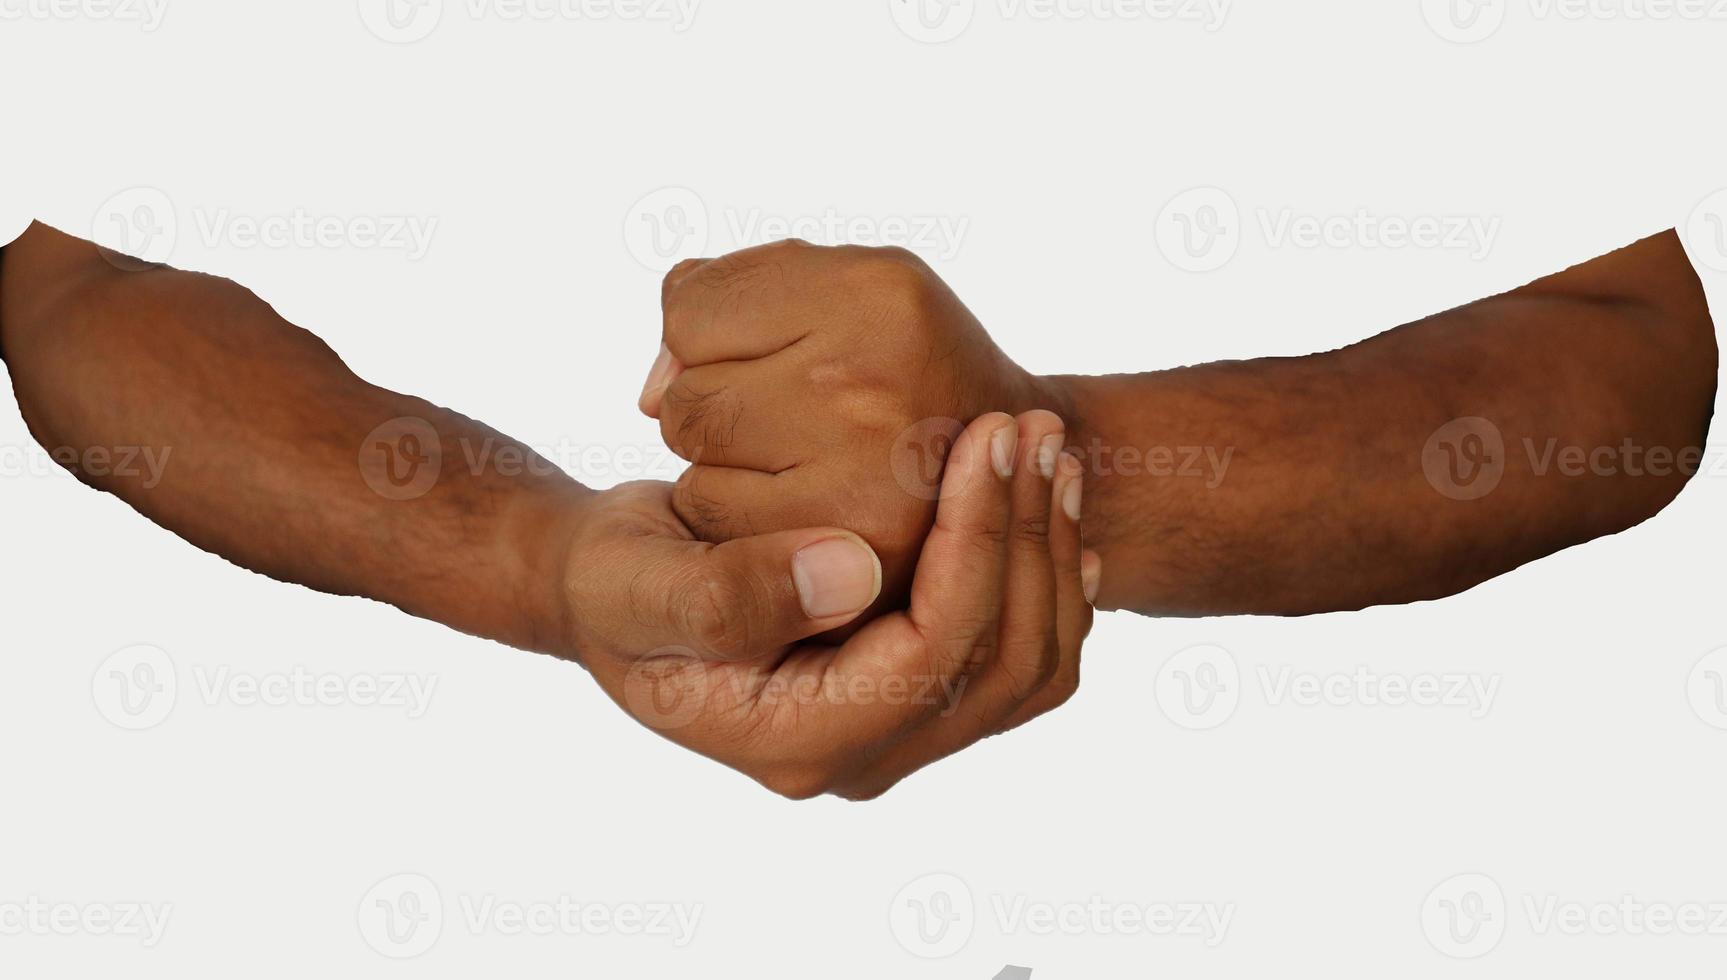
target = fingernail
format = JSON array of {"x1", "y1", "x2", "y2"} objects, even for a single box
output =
[
  {"x1": 990, "y1": 424, "x2": 1016, "y2": 479},
  {"x1": 637, "y1": 343, "x2": 674, "y2": 415},
  {"x1": 1037, "y1": 433, "x2": 1064, "y2": 479},
  {"x1": 1062, "y1": 471, "x2": 1083, "y2": 522},
  {"x1": 792, "y1": 535, "x2": 882, "y2": 620},
  {"x1": 1081, "y1": 551, "x2": 1102, "y2": 604}
]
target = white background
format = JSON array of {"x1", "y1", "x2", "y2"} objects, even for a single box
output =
[{"x1": 3, "y1": 1, "x2": 1727, "y2": 976}]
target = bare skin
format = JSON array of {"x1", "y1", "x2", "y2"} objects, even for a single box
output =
[
  {"x1": 644, "y1": 231, "x2": 1716, "y2": 617},
  {"x1": 0, "y1": 221, "x2": 1095, "y2": 800}
]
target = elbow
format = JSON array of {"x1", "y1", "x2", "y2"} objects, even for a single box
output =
[
  {"x1": 1643, "y1": 245, "x2": 1717, "y2": 459},
  {"x1": 1615, "y1": 262, "x2": 1717, "y2": 523}
]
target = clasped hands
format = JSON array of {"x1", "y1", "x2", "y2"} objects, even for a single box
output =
[{"x1": 560, "y1": 241, "x2": 1101, "y2": 799}]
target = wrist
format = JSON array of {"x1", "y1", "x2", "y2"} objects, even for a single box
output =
[
  {"x1": 498, "y1": 479, "x2": 598, "y2": 663},
  {"x1": 1018, "y1": 372, "x2": 1088, "y2": 451}
]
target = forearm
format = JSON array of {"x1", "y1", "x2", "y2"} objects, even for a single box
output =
[
  {"x1": 1044, "y1": 230, "x2": 1717, "y2": 616},
  {"x1": 0, "y1": 223, "x2": 586, "y2": 655}
]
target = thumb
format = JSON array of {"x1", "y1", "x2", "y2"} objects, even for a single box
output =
[
  {"x1": 654, "y1": 528, "x2": 882, "y2": 661},
  {"x1": 637, "y1": 344, "x2": 685, "y2": 419}
]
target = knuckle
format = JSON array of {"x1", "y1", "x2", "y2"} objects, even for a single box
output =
[
  {"x1": 696, "y1": 253, "x2": 772, "y2": 294},
  {"x1": 1047, "y1": 664, "x2": 1081, "y2": 707},
  {"x1": 658, "y1": 381, "x2": 740, "y2": 463},
  {"x1": 963, "y1": 524, "x2": 1010, "y2": 556},
  {"x1": 673, "y1": 469, "x2": 751, "y2": 542},
  {"x1": 1001, "y1": 643, "x2": 1059, "y2": 701},
  {"x1": 662, "y1": 259, "x2": 703, "y2": 303},
  {"x1": 759, "y1": 763, "x2": 835, "y2": 801},
  {"x1": 1012, "y1": 512, "x2": 1052, "y2": 544},
  {"x1": 835, "y1": 778, "x2": 897, "y2": 802},
  {"x1": 674, "y1": 568, "x2": 753, "y2": 659},
  {"x1": 844, "y1": 247, "x2": 926, "y2": 294},
  {"x1": 958, "y1": 633, "x2": 996, "y2": 678}
]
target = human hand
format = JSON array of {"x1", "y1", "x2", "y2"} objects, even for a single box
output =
[
  {"x1": 561, "y1": 412, "x2": 1096, "y2": 799},
  {"x1": 638, "y1": 240, "x2": 1073, "y2": 625}
]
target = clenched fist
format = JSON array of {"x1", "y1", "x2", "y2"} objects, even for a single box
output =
[{"x1": 639, "y1": 240, "x2": 1092, "y2": 625}]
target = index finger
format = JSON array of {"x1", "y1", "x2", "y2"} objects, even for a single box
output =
[
  {"x1": 660, "y1": 239, "x2": 818, "y2": 367},
  {"x1": 753, "y1": 412, "x2": 1017, "y2": 762}
]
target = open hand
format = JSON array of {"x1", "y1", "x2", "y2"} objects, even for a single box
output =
[{"x1": 565, "y1": 412, "x2": 1096, "y2": 799}]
